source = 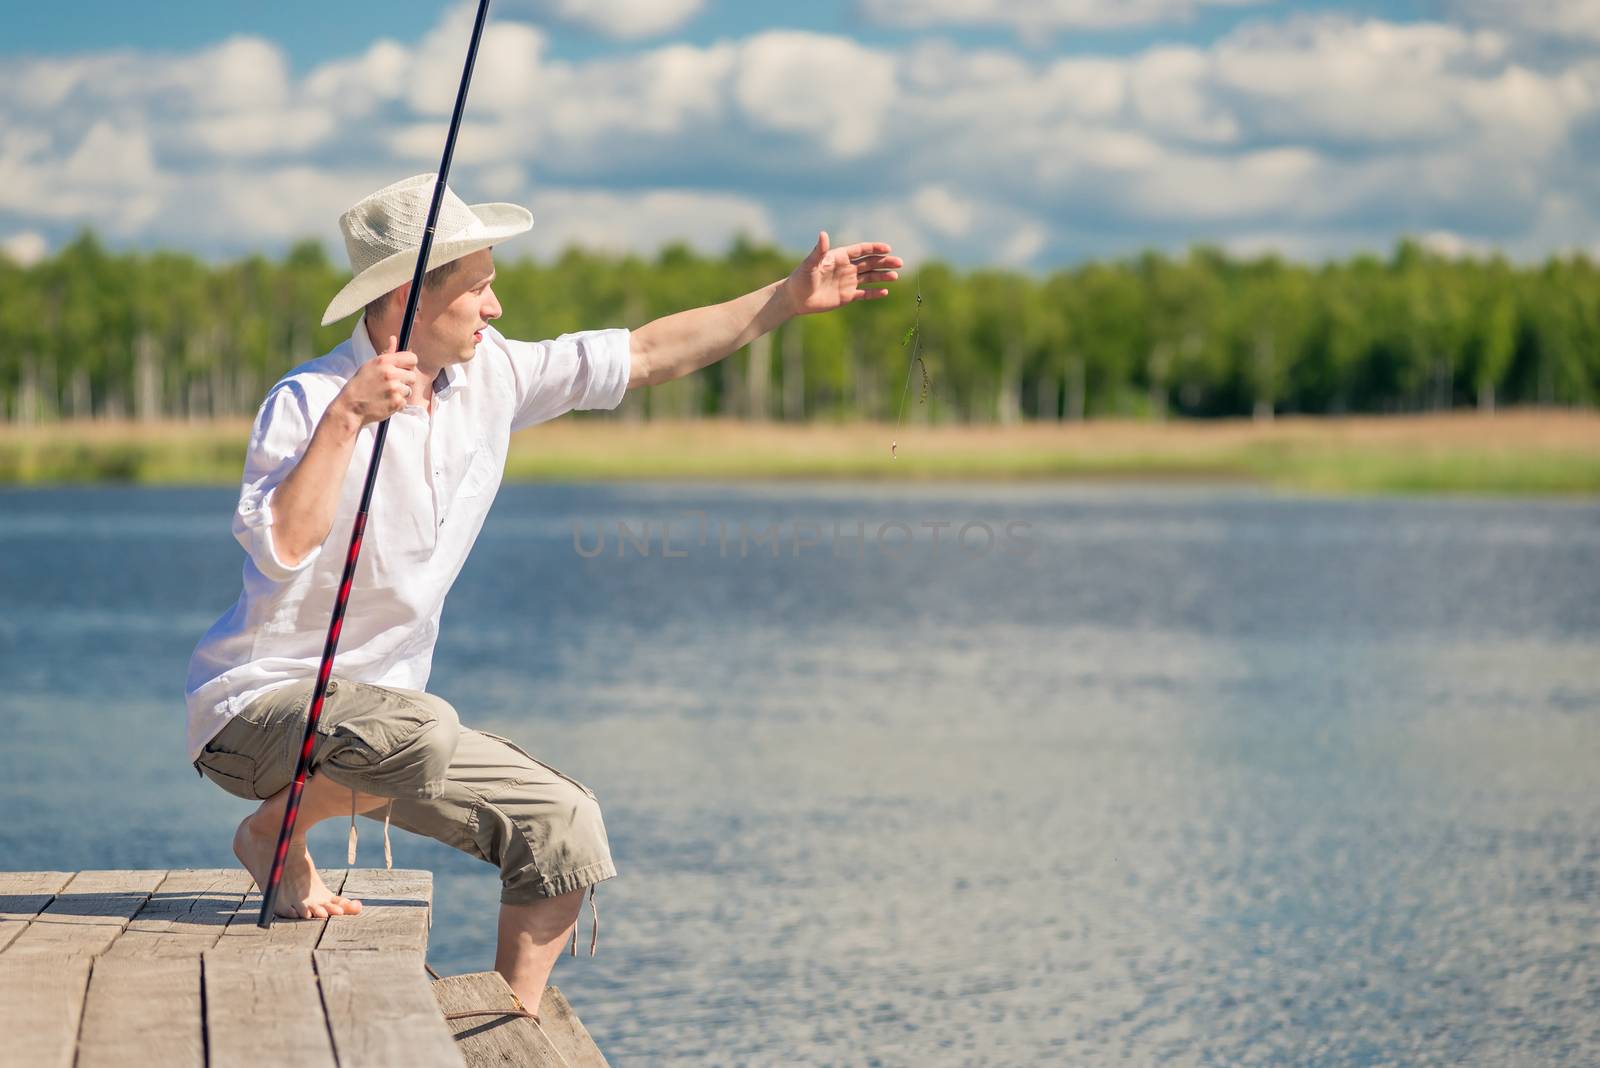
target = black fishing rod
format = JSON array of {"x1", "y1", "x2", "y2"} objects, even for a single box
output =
[{"x1": 259, "y1": 0, "x2": 495, "y2": 927}]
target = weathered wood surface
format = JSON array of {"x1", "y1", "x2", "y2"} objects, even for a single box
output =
[
  {"x1": 433, "y1": 971, "x2": 567, "y2": 1067},
  {"x1": 4, "y1": 869, "x2": 166, "y2": 957},
  {"x1": 432, "y1": 972, "x2": 611, "y2": 1068},
  {"x1": 0, "y1": 868, "x2": 479, "y2": 1068},
  {"x1": 76, "y1": 956, "x2": 203, "y2": 1068},
  {"x1": 105, "y1": 868, "x2": 253, "y2": 959},
  {"x1": 319, "y1": 867, "x2": 433, "y2": 952},
  {"x1": 202, "y1": 946, "x2": 339, "y2": 1068},
  {"x1": 318, "y1": 949, "x2": 464, "y2": 1068},
  {"x1": 536, "y1": 986, "x2": 612, "y2": 1068},
  {"x1": 0, "y1": 870, "x2": 73, "y2": 954},
  {"x1": 0, "y1": 953, "x2": 92, "y2": 1068}
]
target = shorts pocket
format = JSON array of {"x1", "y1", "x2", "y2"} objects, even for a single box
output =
[
  {"x1": 477, "y1": 730, "x2": 599, "y2": 801},
  {"x1": 196, "y1": 747, "x2": 264, "y2": 800}
]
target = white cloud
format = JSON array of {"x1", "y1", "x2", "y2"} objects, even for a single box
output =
[
  {"x1": 834, "y1": 203, "x2": 933, "y2": 270},
  {"x1": 160, "y1": 166, "x2": 399, "y2": 250},
  {"x1": 303, "y1": 40, "x2": 412, "y2": 121},
  {"x1": 182, "y1": 108, "x2": 339, "y2": 158},
  {"x1": 2, "y1": 6, "x2": 1598, "y2": 267},
  {"x1": 522, "y1": 189, "x2": 775, "y2": 257},
  {"x1": 997, "y1": 223, "x2": 1048, "y2": 267},
  {"x1": 912, "y1": 186, "x2": 975, "y2": 238},
  {"x1": 1448, "y1": 0, "x2": 1600, "y2": 42},
  {"x1": 500, "y1": 0, "x2": 705, "y2": 40},
  {"x1": 64, "y1": 121, "x2": 157, "y2": 186},
  {"x1": 1, "y1": 231, "x2": 48, "y2": 267},
  {"x1": 1415, "y1": 230, "x2": 1495, "y2": 259},
  {"x1": 733, "y1": 32, "x2": 896, "y2": 158},
  {"x1": 477, "y1": 164, "x2": 529, "y2": 199},
  {"x1": 1129, "y1": 48, "x2": 1241, "y2": 145},
  {"x1": 1204, "y1": 17, "x2": 1582, "y2": 154},
  {"x1": 859, "y1": 0, "x2": 1273, "y2": 37}
]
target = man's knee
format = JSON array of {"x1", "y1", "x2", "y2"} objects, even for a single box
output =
[
  {"x1": 401, "y1": 693, "x2": 461, "y2": 790},
  {"x1": 490, "y1": 779, "x2": 615, "y2": 901}
]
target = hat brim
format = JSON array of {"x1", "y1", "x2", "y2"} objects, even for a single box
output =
[{"x1": 320, "y1": 202, "x2": 532, "y2": 326}]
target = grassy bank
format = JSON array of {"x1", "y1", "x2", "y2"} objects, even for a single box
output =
[{"x1": 1, "y1": 411, "x2": 1596, "y2": 496}]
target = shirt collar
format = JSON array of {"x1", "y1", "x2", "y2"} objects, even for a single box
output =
[{"x1": 351, "y1": 314, "x2": 471, "y2": 400}]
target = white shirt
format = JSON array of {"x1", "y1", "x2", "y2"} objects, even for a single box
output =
[{"x1": 184, "y1": 316, "x2": 631, "y2": 761}]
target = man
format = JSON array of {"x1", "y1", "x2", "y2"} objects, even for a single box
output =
[{"x1": 185, "y1": 173, "x2": 900, "y2": 1009}]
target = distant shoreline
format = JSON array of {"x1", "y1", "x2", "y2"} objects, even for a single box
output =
[{"x1": 1, "y1": 411, "x2": 1596, "y2": 496}]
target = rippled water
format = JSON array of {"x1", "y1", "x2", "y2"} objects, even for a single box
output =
[{"x1": 1, "y1": 483, "x2": 1596, "y2": 1066}]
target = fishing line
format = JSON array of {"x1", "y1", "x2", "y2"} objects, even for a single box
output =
[{"x1": 891, "y1": 279, "x2": 927, "y2": 458}]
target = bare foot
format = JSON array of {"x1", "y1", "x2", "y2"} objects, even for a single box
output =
[{"x1": 233, "y1": 816, "x2": 364, "y2": 920}]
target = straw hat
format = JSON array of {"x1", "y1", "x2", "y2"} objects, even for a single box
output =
[{"x1": 321, "y1": 173, "x2": 532, "y2": 325}]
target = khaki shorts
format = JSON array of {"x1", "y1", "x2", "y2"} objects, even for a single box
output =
[{"x1": 192, "y1": 676, "x2": 617, "y2": 905}]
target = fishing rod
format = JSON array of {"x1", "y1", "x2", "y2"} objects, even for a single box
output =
[{"x1": 258, "y1": 0, "x2": 495, "y2": 926}]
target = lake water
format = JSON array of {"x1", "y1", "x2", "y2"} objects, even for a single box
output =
[{"x1": 1, "y1": 482, "x2": 1596, "y2": 1066}]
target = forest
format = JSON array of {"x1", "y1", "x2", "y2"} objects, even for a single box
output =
[{"x1": 1, "y1": 231, "x2": 1596, "y2": 426}]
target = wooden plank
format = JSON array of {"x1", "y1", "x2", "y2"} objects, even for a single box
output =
[
  {"x1": 0, "y1": 871, "x2": 75, "y2": 920},
  {"x1": 0, "y1": 870, "x2": 76, "y2": 955},
  {"x1": 319, "y1": 869, "x2": 433, "y2": 953},
  {"x1": 432, "y1": 971, "x2": 569, "y2": 1068},
  {"x1": 218, "y1": 868, "x2": 350, "y2": 948},
  {"x1": 537, "y1": 986, "x2": 611, "y2": 1068},
  {"x1": 105, "y1": 868, "x2": 254, "y2": 959},
  {"x1": 202, "y1": 946, "x2": 338, "y2": 1068},
  {"x1": 315, "y1": 949, "x2": 464, "y2": 1067},
  {"x1": 0, "y1": 953, "x2": 92, "y2": 1068},
  {"x1": 3, "y1": 870, "x2": 166, "y2": 958},
  {"x1": 75, "y1": 956, "x2": 202, "y2": 1068}
]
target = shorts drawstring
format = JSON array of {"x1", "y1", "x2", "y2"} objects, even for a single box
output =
[
  {"x1": 589, "y1": 883, "x2": 599, "y2": 956},
  {"x1": 567, "y1": 884, "x2": 599, "y2": 957},
  {"x1": 347, "y1": 787, "x2": 395, "y2": 870},
  {"x1": 383, "y1": 800, "x2": 394, "y2": 869}
]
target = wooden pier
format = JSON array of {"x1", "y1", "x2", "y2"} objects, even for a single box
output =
[{"x1": 0, "y1": 868, "x2": 607, "y2": 1067}]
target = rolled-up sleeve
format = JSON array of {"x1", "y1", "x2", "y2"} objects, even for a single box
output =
[
  {"x1": 504, "y1": 327, "x2": 632, "y2": 432},
  {"x1": 233, "y1": 383, "x2": 321, "y2": 582}
]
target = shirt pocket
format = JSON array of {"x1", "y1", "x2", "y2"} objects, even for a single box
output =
[{"x1": 455, "y1": 437, "x2": 502, "y2": 501}]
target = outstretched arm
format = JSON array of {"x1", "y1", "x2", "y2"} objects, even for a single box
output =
[{"x1": 627, "y1": 232, "x2": 900, "y2": 389}]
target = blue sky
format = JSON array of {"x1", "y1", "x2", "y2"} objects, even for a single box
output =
[
  {"x1": 2, "y1": 0, "x2": 1596, "y2": 269},
  {"x1": 2, "y1": 1, "x2": 1433, "y2": 67}
]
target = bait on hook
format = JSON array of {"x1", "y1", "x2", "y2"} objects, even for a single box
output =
[{"x1": 891, "y1": 285, "x2": 928, "y2": 458}]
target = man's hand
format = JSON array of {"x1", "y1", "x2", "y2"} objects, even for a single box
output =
[
  {"x1": 334, "y1": 335, "x2": 429, "y2": 426},
  {"x1": 629, "y1": 232, "x2": 903, "y2": 388},
  {"x1": 781, "y1": 231, "x2": 902, "y2": 317}
]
